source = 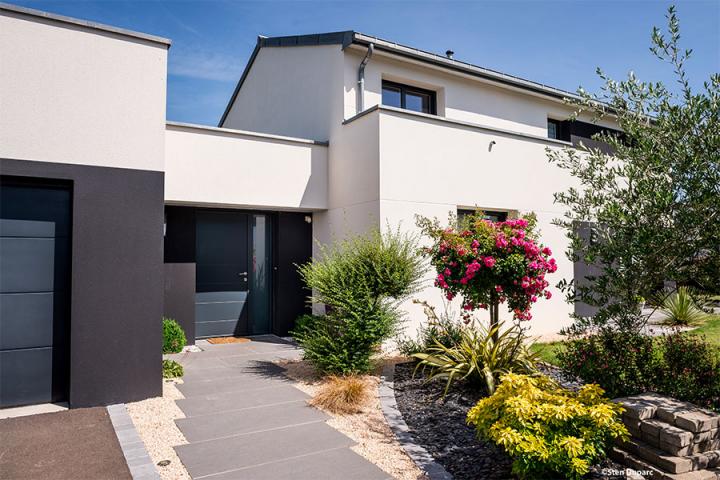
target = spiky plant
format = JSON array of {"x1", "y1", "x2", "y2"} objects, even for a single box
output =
[{"x1": 656, "y1": 287, "x2": 710, "y2": 327}]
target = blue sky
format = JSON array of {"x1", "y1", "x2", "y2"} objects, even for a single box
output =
[{"x1": 14, "y1": 0, "x2": 719, "y2": 126}]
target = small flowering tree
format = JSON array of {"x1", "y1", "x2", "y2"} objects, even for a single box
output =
[{"x1": 417, "y1": 212, "x2": 557, "y2": 333}]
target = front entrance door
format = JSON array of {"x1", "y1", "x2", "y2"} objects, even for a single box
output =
[{"x1": 195, "y1": 211, "x2": 250, "y2": 338}]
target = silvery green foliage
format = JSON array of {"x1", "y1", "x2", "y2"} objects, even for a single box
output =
[{"x1": 548, "y1": 6, "x2": 720, "y2": 334}]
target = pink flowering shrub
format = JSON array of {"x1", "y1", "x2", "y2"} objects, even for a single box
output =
[{"x1": 417, "y1": 212, "x2": 557, "y2": 322}]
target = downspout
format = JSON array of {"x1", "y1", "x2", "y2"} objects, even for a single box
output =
[{"x1": 357, "y1": 43, "x2": 374, "y2": 114}]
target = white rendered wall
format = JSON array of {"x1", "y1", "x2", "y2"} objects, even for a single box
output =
[
  {"x1": 164, "y1": 124, "x2": 327, "y2": 211},
  {"x1": 222, "y1": 45, "x2": 343, "y2": 141},
  {"x1": 0, "y1": 10, "x2": 167, "y2": 172},
  {"x1": 343, "y1": 47, "x2": 617, "y2": 137}
]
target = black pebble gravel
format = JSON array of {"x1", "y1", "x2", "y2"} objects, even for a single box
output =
[{"x1": 392, "y1": 362, "x2": 630, "y2": 480}]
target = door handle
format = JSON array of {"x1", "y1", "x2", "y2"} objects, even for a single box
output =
[{"x1": 238, "y1": 272, "x2": 248, "y2": 276}]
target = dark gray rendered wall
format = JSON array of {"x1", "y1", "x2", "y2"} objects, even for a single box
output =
[
  {"x1": 0, "y1": 158, "x2": 164, "y2": 407},
  {"x1": 163, "y1": 263, "x2": 196, "y2": 344}
]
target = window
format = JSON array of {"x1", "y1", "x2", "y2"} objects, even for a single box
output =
[
  {"x1": 547, "y1": 118, "x2": 570, "y2": 141},
  {"x1": 382, "y1": 80, "x2": 436, "y2": 115},
  {"x1": 457, "y1": 209, "x2": 508, "y2": 224}
]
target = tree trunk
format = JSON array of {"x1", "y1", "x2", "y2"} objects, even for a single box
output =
[{"x1": 490, "y1": 300, "x2": 499, "y2": 343}]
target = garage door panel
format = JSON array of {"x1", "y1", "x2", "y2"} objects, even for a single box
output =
[
  {"x1": 0, "y1": 218, "x2": 56, "y2": 238},
  {"x1": 0, "y1": 348, "x2": 53, "y2": 408},
  {"x1": 0, "y1": 293, "x2": 54, "y2": 350},
  {"x1": 1, "y1": 179, "x2": 70, "y2": 409},
  {"x1": 0, "y1": 237, "x2": 55, "y2": 293},
  {"x1": 0, "y1": 186, "x2": 71, "y2": 236}
]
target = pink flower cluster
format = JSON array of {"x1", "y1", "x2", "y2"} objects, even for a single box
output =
[{"x1": 429, "y1": 216, "x2": 556, "y2": 321}]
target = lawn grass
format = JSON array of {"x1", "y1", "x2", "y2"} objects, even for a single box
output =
[
  {"x1": 530, "y1": 341, "x2": 563, "y2": 365},
  {"x1": 688, "y1": 313, "x2": 720, "y2": 345},
  {"x1": 530, "y1": 314, "x2": 720, "y2": 367}
]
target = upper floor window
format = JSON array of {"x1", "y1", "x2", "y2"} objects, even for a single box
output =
[
  {"x1": 547, "y1": 118, "x2": 570, "y2": 141},
  {"x1": 382, "y1": 80, "x2": 437, "y2": 115}
]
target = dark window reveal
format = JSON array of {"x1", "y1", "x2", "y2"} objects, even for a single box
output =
[
  {"x1": 382, "y1": 80, "x2": 437, "y2": 115},
  {"x1": 457, "y1": 209, "x2": 508, "y2": 224},
  {"x1": 548, "y1": 118, "x2": 570, "y2": 141}
]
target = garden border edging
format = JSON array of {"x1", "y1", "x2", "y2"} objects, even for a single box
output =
[{"x1": 379, "y1": 362, "x2": 454, "y2": 480}]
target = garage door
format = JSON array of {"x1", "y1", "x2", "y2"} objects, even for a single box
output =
[{"x1": 0, "y1": 179, "x2": 71, "y2": 408}]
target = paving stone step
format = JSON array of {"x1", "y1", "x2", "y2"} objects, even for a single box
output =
[
  {"x1": 175, "y1": 399, "x2": 328, "y2": 442},
  {"x1": 611, "y1": 448, "x2": 720, "y2": 480},
  {"x1": 615, "y1": 393, "x2": 719, "y2": 433},
  {"x1": 174, "y1": 421, "x2": 355, "y2": 478},
  {"x1": 176, "y1": 384, "x2": 309, "y2": 417},
  {"x1": 625, "y1": 417, "x2": 720, "y2": 456}
]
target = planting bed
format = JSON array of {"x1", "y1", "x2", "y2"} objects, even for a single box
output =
[{"x1": 393, "y1": 362, "x2": 627, "y2": 479}]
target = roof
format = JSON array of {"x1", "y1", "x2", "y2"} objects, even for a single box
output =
[
  {"x1": 219, "y1": 30, "x2": 585, "y2": 127},
  {"x1": 0, "y1": 2, "x2": 171, "y2": 47}
]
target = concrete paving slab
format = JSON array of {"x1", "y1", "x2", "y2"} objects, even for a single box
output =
[
  {"x1": 205, "y1": 447, "x2": 391, "y2": 480},
  {"x1": 176, "y1": 384, "x2": 309, "y2": 417},
  {"x1": 174, "y1": 422, "x2": 355, "y2": 479},
  {"x1": 176, "y1": 373, "x2": 294, "y2": 398},
  {"x1": 175, "y1": 400, "x2": 328, "y2": 442}
]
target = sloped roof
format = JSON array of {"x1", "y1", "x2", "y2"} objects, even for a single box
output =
[{"x1": 219, "y1": 30, "x2": 583, "y2": 127}]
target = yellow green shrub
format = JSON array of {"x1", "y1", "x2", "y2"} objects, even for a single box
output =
[{"x1": 466, "y1": 373, "x2": 628, "y2": 479}]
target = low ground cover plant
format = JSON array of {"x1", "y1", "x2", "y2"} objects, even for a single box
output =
[
  {"x1": 292, "y1": 227, "x2": 425, "y2": 374},
  {"x1": 162, "y1": 317, "x2": 186, "y2": 354},
  {"x1": 467, "y1": 373, "x2": 628, "y2": 480},
  {"x1": 413, "y1": 319, "x2": 538, "y2": 395},
  {"x1": 162, "y1": 359, "x2": 184, "y2": 379},
  {"x1": 310, "y1": 375, "x2": 370, "y2": 414}
]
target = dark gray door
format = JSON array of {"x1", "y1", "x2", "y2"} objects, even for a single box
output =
[
  {"x1": 0, "y1": 179, "x2": 71, "y2": 408},
  {"x1": 195, "y1": 211, "x2": 249, "y2": 337}
]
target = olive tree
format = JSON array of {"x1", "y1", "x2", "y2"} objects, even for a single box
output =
[{"x1": 548, "y1": 6, "x2": 720, "y2": 334}]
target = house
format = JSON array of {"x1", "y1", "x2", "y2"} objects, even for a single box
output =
[{"x1": 0, "y1": 3, "x2": 619, "y2": 410}]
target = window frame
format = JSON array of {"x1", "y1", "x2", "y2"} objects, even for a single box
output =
[
  {"x1": 381, "y1": 80, "x2": 437, "y2": 115},
  {"x1": 547, "y1": 118, "x2": 570, "y2": 141}
]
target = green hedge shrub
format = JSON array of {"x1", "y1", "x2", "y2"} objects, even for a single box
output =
[
  {"x1": 162, "y1": 317, "x2": 186, "y2": 354},
  {"x1": 559, "y1": 330, "x2": 720, "y2": 411},
  {"x1": 654, "y1": 333, "x2": 720, "y2": 410},
  {"x1": 467, "y1": 373, "x2": 628, "y2": 480},
  {"x1": 557, "y1": 329, "x2": 656, "y2": 398},
  {"x1": 292, "y1": 228, "x2": 425, "y2": 375},
  {"x1": 162, "y1": 359, "x2": 184, "y2": 379}
]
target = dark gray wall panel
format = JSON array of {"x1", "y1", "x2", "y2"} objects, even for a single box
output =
[
  {"x1": 1, "y1": 159, "x2": 164, "y2": 408},
  {"x1": 164, "y1": 263, "x2": 196, "y2": 345},
  {"x1": 0, "y1": 293, "x2": 54, "y2": 350},
  {"x1": 0, "y1": 348, "x2": 52, "y2": 407}
]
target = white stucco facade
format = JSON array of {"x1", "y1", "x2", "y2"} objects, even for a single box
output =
[
  {"x1": 0, "y1": 7, "x2": 169, "y2": 172},
  {"x1": 218, "y1": 36, "x2": 618, "y2": 337},
  {"x1": 1, "y1": 7, "x2": 618, "y2": 339}
]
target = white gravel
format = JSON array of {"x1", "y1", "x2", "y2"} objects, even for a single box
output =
[
  {"x1": 126, "y1": 379, "x2": 190, "y2": 480},
  {"x1": 281, "y1": 360, "x2": 427, "y2": 480}
]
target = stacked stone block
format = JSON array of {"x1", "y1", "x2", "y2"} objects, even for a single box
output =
[{"x1": 611, "y1": 393, "x2": 720, "y2": 480}]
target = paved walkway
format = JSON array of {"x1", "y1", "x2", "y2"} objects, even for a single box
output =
[{"x1": 170, "y1": 336, "x2": 391, "y2": 480}]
